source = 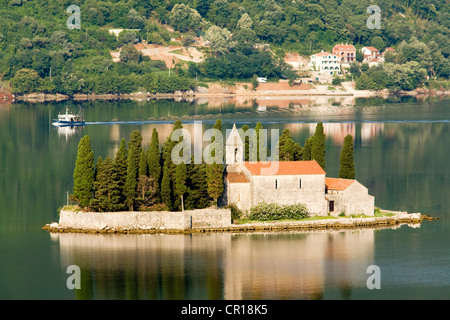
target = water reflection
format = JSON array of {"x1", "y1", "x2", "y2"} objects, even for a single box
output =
[{"x1": 52, "y1": 229, "x2": 378, "y2": 300}]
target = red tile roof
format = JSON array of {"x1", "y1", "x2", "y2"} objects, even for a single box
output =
[
  {"x1": 325, "y1": 178, "x2": 355, "y2": 191},
  {"x1": 364, "y1": 46, "x2": 379, "y2": 52},
  {"x1": 333, "y1": 44, "x2": 356, "y2": 51},
  {"x1": 227, "y1": 172, "x2": 249, "y2": 183},
  {"x1": 312, "y1": 51, "x2": 333, "y2": 57},
  {"x1": 244, "y1": 161, "x2": 326, "y2": 176}
]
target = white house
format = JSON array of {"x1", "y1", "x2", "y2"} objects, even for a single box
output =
[{"x1": 309, "y1": 51, "x2": 341, "y2": 76}]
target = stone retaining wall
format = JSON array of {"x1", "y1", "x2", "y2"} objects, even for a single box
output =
[{"x1": 56, "y1": 208, "x2": 231, "y2": 232}]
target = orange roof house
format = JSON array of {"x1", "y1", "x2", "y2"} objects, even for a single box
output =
[{"x1": 332, "y1": 43, "x2": 356, "y2": 64}]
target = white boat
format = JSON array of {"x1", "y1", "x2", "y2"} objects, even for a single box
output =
[{"x1": 52, "y1": 108, "x2": 85, "y2": 127}]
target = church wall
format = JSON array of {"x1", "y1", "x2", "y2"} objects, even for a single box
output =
[
  {"x1": 249, "y1": 174, "x2": 328, "y2": 216},
  {"x1": 326, "y1": 182, "x2": 375, "y2": 216}
]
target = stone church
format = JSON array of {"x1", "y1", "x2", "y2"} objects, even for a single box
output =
[{"x1": 224, "y1": 124, "x2": 375, "y2": 217}]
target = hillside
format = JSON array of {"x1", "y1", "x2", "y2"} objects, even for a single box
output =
[{"x1": 0, "y1": 0, "x2": 448, "y2": 96}]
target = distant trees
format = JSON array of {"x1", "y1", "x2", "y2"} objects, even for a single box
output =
[{"x1": 311, "y1": 122, "x2": 326, "y2": 170}]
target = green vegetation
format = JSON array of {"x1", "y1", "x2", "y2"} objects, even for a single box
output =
[
  {"x1": 311, "y1": 122, "x2": 325, "y2": 169},
  {"x1": 71, "y1": 122, "x2": 223, "y2": 212},
  {"x1": 248, "y1": 202, "x2": 309, "y2": 221},
  {"x1": 1, "y1": 0, "x2": 447, "y2": 95},
  {"x1": 338, "y1": 134, "x2": 355, "y2": 179}
]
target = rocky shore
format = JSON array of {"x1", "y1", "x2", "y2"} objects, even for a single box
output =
[{"x1": 43, "y1": 211, "x2": 433, "y2": 235}]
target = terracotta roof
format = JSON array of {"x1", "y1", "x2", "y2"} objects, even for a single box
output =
[
  {"x1": 385, "y1": 47, "x2": 396, "y2": 52},
  {"x1": 325, "y1": 178, "x2": 355, "y2": 191},
  {"x1": 312, "y1": 51, "x2": 333, "y2": 57},
  {"x1": 364, "y1": 46, "x2": 379, "y2": 52},
  {"x1": 244, "y1": 161, "x2": 326, "y2": 176},
  {"x1": 227, "y1": 172, "x2": 249, "y2": 183},
  {"x1": 333, "y1": 44, "x2": 356, "y2": 51}
]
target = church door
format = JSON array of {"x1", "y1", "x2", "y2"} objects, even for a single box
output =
[{"x1": 329, "y1": 200, "x2": 335, "y2": 212}]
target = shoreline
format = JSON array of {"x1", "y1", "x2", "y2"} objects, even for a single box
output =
[
  {"x1": 9, "y1": 85, "x2": 450, "y2": 103},
  {"x1": 42, "y1": 211, "x2": 433, "y2": 235}
]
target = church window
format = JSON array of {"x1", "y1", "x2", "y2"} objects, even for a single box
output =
[
  {"x1": 275, "y1": 179, "x2": 278, "y2": 189},
  {"x1": 299, "y1": 179, "x2": 302, "y2": 189}
]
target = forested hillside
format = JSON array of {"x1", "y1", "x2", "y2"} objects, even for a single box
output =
[{"x1": 0, "y1": 0, "x2": 448, "y2": 95}]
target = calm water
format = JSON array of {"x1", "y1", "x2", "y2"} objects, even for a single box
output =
[{"x1": 0, "y1": 96, "x2": 449, "y2": 300}]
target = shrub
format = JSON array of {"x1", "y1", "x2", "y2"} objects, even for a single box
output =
[
  {"x1": 140, "y1": 203, "x2": 169, "y2": 211},
  {"x1": 226, "y1": 204, "x2": 243, "y2": 221},
  {"x1": 249, "y1": 202, "x2": 308, "y2": 221}
]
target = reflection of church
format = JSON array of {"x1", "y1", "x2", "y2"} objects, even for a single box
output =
[{"x1": 224, "y1": 124, "x2": 375, "y2": 216}]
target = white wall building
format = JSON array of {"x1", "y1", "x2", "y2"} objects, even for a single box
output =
[{"x1": 309, "y1": 51, "x2": 341, "y2": 76}]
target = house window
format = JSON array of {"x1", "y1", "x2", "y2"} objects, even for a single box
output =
[
  {"x1": 329, "y1": 200, "x2": 335, "y2": 212},
  {"x1": 299, "y1": 179, "x2": 302, "y2": 189},
  {"x1": 275, "y1": 179, "x2": 278, "y2": 189}
]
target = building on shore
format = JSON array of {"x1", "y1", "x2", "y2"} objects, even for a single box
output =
[{"x1": 224, "y1": 124, "x2": 375, "y2": 217}]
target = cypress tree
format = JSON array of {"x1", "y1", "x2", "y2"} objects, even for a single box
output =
[
  {"x1": 251, "y1": 122, "x2": 267, "y2": 161},
  {"x1": 161, "y1": 159, "x2": 172, "y2": 210},
  {"x1": 92, "y1": 156, "x2": 122, "y2": 212},
  {"x1": 73, "y1": 135, "x2": 95, "y2": 208},
  {"x1": 241, "y1": 124, "x2": 250, "y2": 161},
  {"x1": 124, "y1": 130, "x2": 143, "y2": 211},
  {"x1": 160, "y1": 121, "x2": 183, "y2": 210},
  {"x1": 277, "y1": 128, "x2": 291, "y2": 160},
  {"x1": 147, "y1": 128, "x2": 161, "y2": 201},
  {"x1": 339, "y1": 134, "x2": 355, "y2": 179},
  {"x1": 114, "y1": 138, "x2": 127, "y2": 210},
  {"x1": 173, "y1": 161, "x2": 187, "y2": 211},
  {"x1": 207, "y1": 119, "x2": 224, "y2": 207},
  {"x1": 311, "y1": 122, "x2": 325, "y2": 169},
  {"x1": 91, "y1": 156, "x2": 104, "y2": 211},
  {"x1": 303, "y1": 136, "x2": 313, "y2": 161}
]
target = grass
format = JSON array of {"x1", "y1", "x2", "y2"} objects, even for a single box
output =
[{"x1": 235, "y1": 208, "x2": 397, "y2": 224}]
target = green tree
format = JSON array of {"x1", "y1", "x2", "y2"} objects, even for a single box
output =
[
  {"x1": 114, "y1": 138, "x2": 127, "y2": 209},
  {"x1": 124, "y1": 130, "x2": 143, "y2": 210},
  {"x1": 204, "y1": 25, "x2": 236, "y2": 56},
  {"x1": 91, "y1": 156, "x2": 123, "y2": 212},
  {"x1": 338, "y1": 134, "x2": 355, "y2": 179},
  {"x1": 72, "y1": 135, "x2": 95, "y2": 208},
  {"x1": 241, "y1": 124, "x2": 250, "y2": 161},
  {"x1": 311, "y1": 122, "x2": 325, "y2": 169},
  {"x1": 120, "y1": 44, "x2": 143, "y2": 63},
  {"x1": 169, "y1": 3, "x2": 204, "y2": 33},
  {"x1": 303, "y1": 136, "x2": 313, "y2": 161},
  {"x1": 173, "y1": 161, "x2": 188, "y2": 211},
  {"x1": 207, "y1": 119, "x2": 224, "y2": 207},
  {"x1": 10, "y1": 68, "x2": 42, "y2": 94},
  {"x1": 147, "y1": 128, "x2": 161, "y2": 202},
  {"x1": 160, "y1": 159, "x2": 172, "y2": 210}
]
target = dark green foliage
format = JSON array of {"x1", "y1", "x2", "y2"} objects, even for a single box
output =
[
  {"x1": 114, "y1": 138, "x2": 127, "y2": 208},
  {"x1": 185, "y1": 162, "x2": 211, "y2": 210},
  {"x1": 277, "y1": 128, "x2": 302, "y2": 161},
  {"x1": 173, "y1": 162, "x2": 187, "y2": 211},
  {"x1": 339, "y1": 134, "x2": 355, "y2": 179},
  {"x1": 91, "y1": 156, "x2": 123, "y2": 212},
  {"x1": 72, "y1": 135, "x2": 94, "y2": 208},
  {"x1": 249, "y1": 202, "x2": 308, "y2": 221},
  {"x1": 124, "y1": 130, "x2": 142, "y2": 210},
  {"x1": 207, "y1": 119, "x2": 224, "y2": 206},
  {"x1": 147, "y1": 128, "x2": 161, "y2": 202},
  {"x1": 303, "y1": 137, "x2": 313, "y2": 161},
  {"x1": 160, "y1": 159, "x2": 173, "y2": 210},
  {"x1": 311, "y1": 122, "x2": 325, "y2": 169},
  {"x1": 241, "y1": 124, "x2": 250, "y2": 161}
]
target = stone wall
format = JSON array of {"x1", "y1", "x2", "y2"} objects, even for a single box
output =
[
  {"x1": 58, "y1": 208, "x2": 231, "y2": 231},
  {"x1": 326, "y1": 181, "x2": 375, "y2": 216}
]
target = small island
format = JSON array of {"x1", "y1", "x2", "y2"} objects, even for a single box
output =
[{"x1": 44, "y1": 120, "x2": 431, "y2": 234}]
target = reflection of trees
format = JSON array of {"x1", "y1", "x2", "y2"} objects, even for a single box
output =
[{"x1": 55, "y1": 230, "x2": 375, "y2": 300}]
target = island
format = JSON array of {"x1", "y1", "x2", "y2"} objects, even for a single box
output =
[{"x1": 43, "y1": 120, "x2": 433, "y2": 234}]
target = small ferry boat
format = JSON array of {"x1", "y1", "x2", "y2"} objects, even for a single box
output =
[{"x1": 52, "y1": 108, "x2": 85, "y2": 127}]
